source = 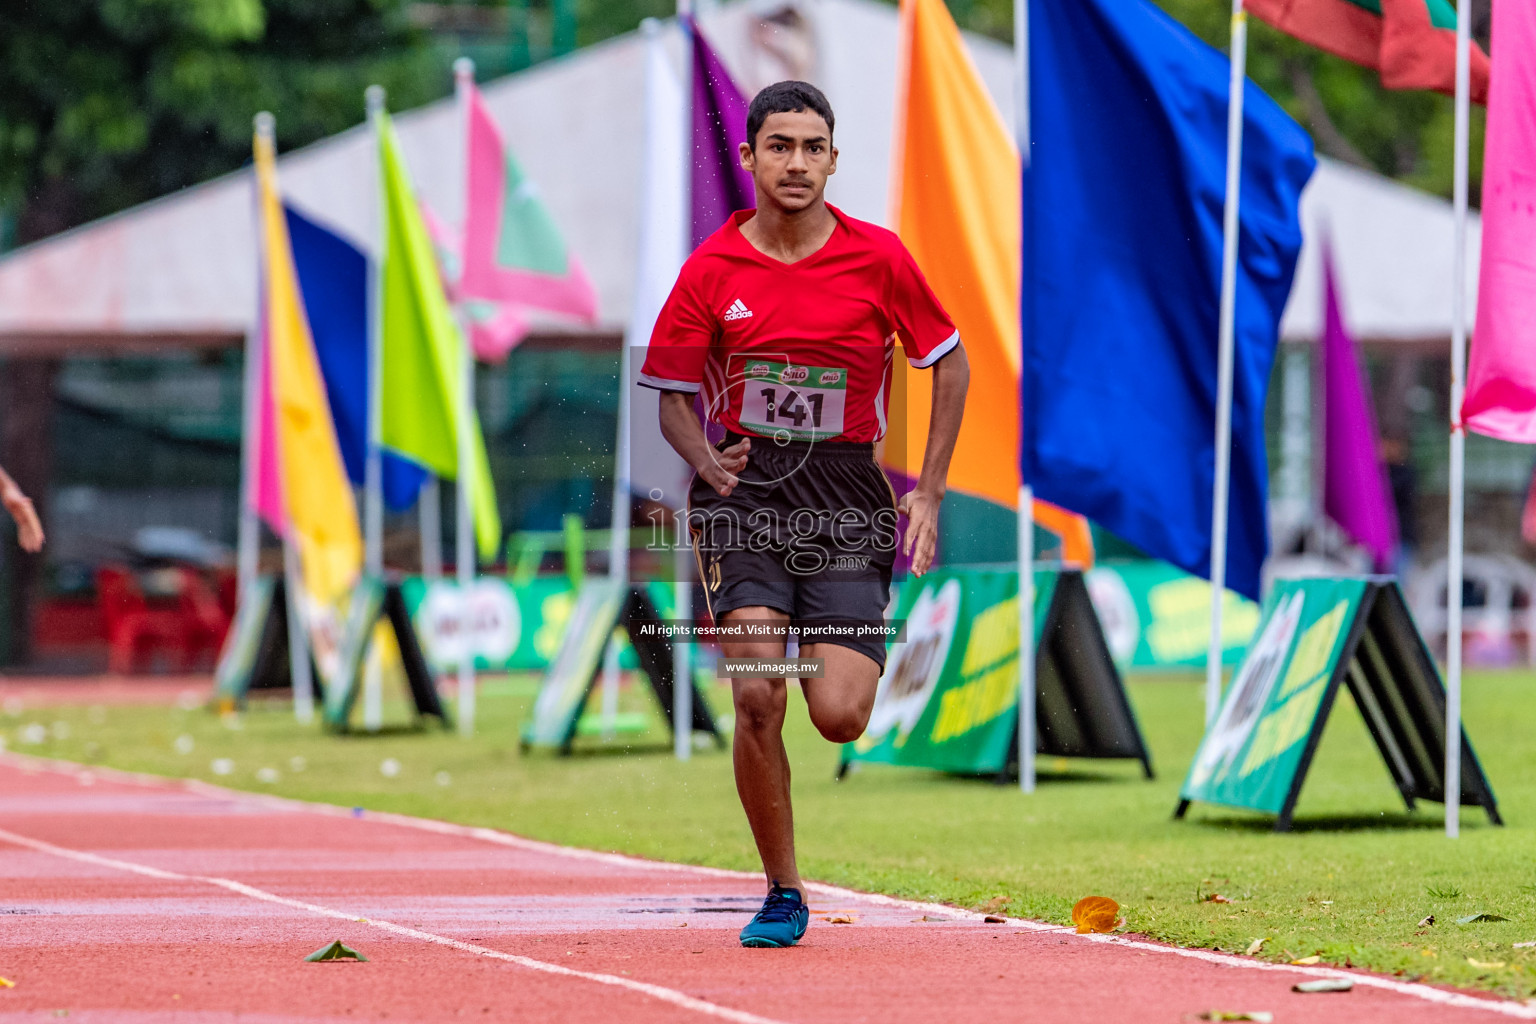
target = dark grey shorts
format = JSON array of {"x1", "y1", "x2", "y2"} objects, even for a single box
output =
[{"x1": 688, "y1": 432, "x2": 899, "y2": 670}]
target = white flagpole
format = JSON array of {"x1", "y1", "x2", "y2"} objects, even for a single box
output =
[
  {"x1": 363, "y1": 85, "x2": 388, "y2": 734},
  {"x1": 1444, "y1": 0, "x2": 1472, "y2": 840},
  {"x1": 453, "y1": 57, "x2": 479, "y2": 737},
  {"x1": 1206, "y1": 0, "x2": 1248, "y2": 727},
  {"x1": 601, "y1": 274, "x2": 632, "y2": 743},
  {"x1": 607, "y1": 361, "x2": 631, "y2": 586},
  {"x1": 238, "y1": 114, "x2": 271, "y2": 603},
  {"x1": 672, "y1": 2, "x2": 695, "y2": 758},
  {"x1": 1013, "y1": 0, "x2": 1036, "y2": 794},
  {"x1": 281, "y1": 537, "x2": 315, "y2": 723},
  {"x1": 606, "y1": 289, "x2": 634, "y2": 746},
  {"x1": 420, "y1": 476, "x2": 442, "y2": 581},
  {"x1": 365, "y1": 86, "x2": 387, "y2": 598}
]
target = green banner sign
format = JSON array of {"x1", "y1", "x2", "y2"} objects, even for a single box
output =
[
  {"x1": 1180, "y1": 577, "x2": 1365, "y2": 815},
  {"x1": 522, "y1": 581, "x2": 721, "y2": 753},
  {"x1": 844, "y1": 566, "x2": 1150, "y2": 778},
  {"x1": 400, "y1": 576, "x2": 689, "y2": 674},
  {"x1": 1178, "y1": 576, "x2": 1502, "y2": 829},
  {"x1": 399, "y1": 563, "x2": 1250, "y2": 676},
  {"x1": 215, "y1": 574, "x2": 280, "y2": 703},
  {"x1": 1086, "y1": 561, "x2": 1259, "y2": 670},
  {"x1": 400, "y1": 575, "x2": 576, "y2": 672},
  {"x1": 322, "y1": 577, "x2": 448, "y2": 732}
]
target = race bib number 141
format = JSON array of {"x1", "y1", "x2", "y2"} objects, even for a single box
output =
[{"x1": 737, "y1": 360, "x2": 848, "y2": 441}]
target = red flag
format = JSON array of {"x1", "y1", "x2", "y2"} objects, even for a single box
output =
[{"x1": 1247, "y1": 0, "x2": 1488, "y2": 103}]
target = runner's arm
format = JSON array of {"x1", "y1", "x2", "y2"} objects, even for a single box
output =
[
  {"x1": 897, "y1": 343, "x2": 968, "y2": 576},
  {"x1": 657, "y1": 392, "x2": 750, "y2": 498},
  {"x1": 0, "y1": 462, "x2": 44, "y2": 553}
]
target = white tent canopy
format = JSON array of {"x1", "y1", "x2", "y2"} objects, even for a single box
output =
[
  {"x1": 0, "y1": 0, "x2": 1478, "y2": 353},
  {"x1": 1285, "y1": 158, "x2": 1479, "y2": 344}
]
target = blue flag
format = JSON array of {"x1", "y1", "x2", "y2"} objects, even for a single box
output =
[
  {"x1": 285, "y1": 204, "x2": 427, "y2": 511},
  {"x1": 1021, "y1": 0, "x2": 1314, "y2": 601}
]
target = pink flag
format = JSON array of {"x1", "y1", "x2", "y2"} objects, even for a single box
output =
[
  {"x1": 252, "y1": 310, "x2": 286, "y2": 535},
  {"x1": 458, "y1": 84, "x2": 597, "y2": 340},
  {"x1": 1463, "y1": 1, "x2": 1536, "y2": 442},
  {"x1": 420, "y1": 197, "x2": 532, "y2": 360}
]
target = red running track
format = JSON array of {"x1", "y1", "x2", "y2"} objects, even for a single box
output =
[{"x1": 0, "y1": 756, "x2": 1531, "y2": 1024}]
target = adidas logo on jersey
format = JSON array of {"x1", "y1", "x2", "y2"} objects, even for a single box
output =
[{"x1": 723, "y1": 299, "x2": 754, "y2": 321}]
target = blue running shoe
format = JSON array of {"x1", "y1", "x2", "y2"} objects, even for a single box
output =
[{"x1": 739, "y1": 883, "x2": 809, "y2": 948}]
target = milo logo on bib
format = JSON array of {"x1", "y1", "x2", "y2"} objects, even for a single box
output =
[{"x1": 738, "y1": 359, "x2": 849, "y2": 441}]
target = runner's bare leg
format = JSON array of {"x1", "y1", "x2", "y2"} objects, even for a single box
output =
[
  {"x1": 723, "y1": 606, "x2": 800, "y2": 893},
  {"x1": 800, "y1": 643, "x2": 880, "y2": 743}
]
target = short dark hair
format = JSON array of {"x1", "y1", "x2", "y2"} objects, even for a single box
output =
[{"x1": 746, "y1": 81, "x2": 835, "y2": 151}]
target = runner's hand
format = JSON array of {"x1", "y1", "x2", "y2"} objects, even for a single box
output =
[
  {"x1": 2, "y1": 485, "x2": 43, "y2": 553},
  {"x1": 897, "y1": 489, "x2": 939, "y2": 577},
  {"x1": 700, "y1": 437, "x2": 751, "y2": 497}
]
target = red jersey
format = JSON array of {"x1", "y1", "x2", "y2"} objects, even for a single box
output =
[{"x1": 639, "y1": 205, "x2": 959, "y2": 444}]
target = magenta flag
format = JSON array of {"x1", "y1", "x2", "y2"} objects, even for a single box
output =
[
  {"x1": 1322, "y1": 250, "x2": 1399, "y2": 571},
  {"x1": 457, "y1": 81, "x2": 597, "y2": 360},
  {"x1": 1464, "y1": 1, "x2": 1536, "y2": 442},
  {"x1": 689, "y1": 18, "x2": 754, "y2": 247},
  {"x1": 252, "y1": 312, "x2": 286, "y2": 535}
]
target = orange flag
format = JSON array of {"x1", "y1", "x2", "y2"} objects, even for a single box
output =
[{"x1": 885, "y1": 0, "x2": 1091, "y2": 566}]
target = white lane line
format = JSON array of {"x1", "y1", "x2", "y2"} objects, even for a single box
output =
[
  {"x1": 8, "y1": 753, "x2": 1536, "y2": 1019},
  {"x1": 0, "y1": 825, "x2": 789, "y2": 1024}
]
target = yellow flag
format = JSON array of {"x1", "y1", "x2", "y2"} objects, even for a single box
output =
[
  {"x1": 253, "y1": 131, "x2": 363, "y2": 602},
  {"x1": 885, "y1": 0, "x2": 1091, "y2": 565}
]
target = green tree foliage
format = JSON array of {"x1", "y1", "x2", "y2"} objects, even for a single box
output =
[
  {"x1": 574, "y1": 0, "x2": 674, "y2": 47},
  {"x1": 0, "y1": 0, "x2": 444, "y2": 246}
]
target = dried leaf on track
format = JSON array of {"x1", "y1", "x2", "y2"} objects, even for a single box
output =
[
  {"x1": 1072, "y1": 896, "x2": 1123, "y2": 934},
  {"x1": 1293, "y1": 979, "x2": 1353, "y2": 993},
  {"x1": 1457, "y1": 913, "x2": 1510, "y2": 924},
  {"x1": 0, "y1": 977, "x2": 13, "y2": 988},
  {"x1": 1289, "y1": 955, "x2": 1322, "y2": 965},
  {"x1": 1244, "y1": 938, "x2": 1268, "y2": 956},
  {"x1": 823, "y1": 914, "x2": 857, "y2": 925},
  {"x1": 305, "y1": 940, "x2": 368, "y2": 963},
  {"x1": 1191, "y1": 1012, "x2": 1272, "y2": 1023},
  {"x1": 984, "y1": 915, "x2": 1007, "y2": 924}
]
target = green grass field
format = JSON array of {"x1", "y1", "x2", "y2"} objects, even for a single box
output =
[{"x1": 5, "y1": 670, "x2": 1536, "y2": 998}]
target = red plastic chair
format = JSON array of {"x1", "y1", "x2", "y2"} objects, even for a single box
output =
[
  {"x1": 174, "y1": 567, "x2": 231, "y2": 666},
  {"x1": 95, "y1": 565, "x2": 192, "y2": 673}
]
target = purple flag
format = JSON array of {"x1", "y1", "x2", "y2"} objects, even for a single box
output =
[
  {"x1": 1322, "y1": 247, "x2": 1399, "y2": 571},
  {"x1": 688, "y1": 18, "x2": 754, "y2": 247}
]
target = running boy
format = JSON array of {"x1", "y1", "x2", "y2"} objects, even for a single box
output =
[{"x1": 640, "y1": 81, "x2": 969, "y2": 948}]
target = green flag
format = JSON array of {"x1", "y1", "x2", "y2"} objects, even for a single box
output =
[{"x1": 377, "y1": 110, "x2": 501, "y2": 561}]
